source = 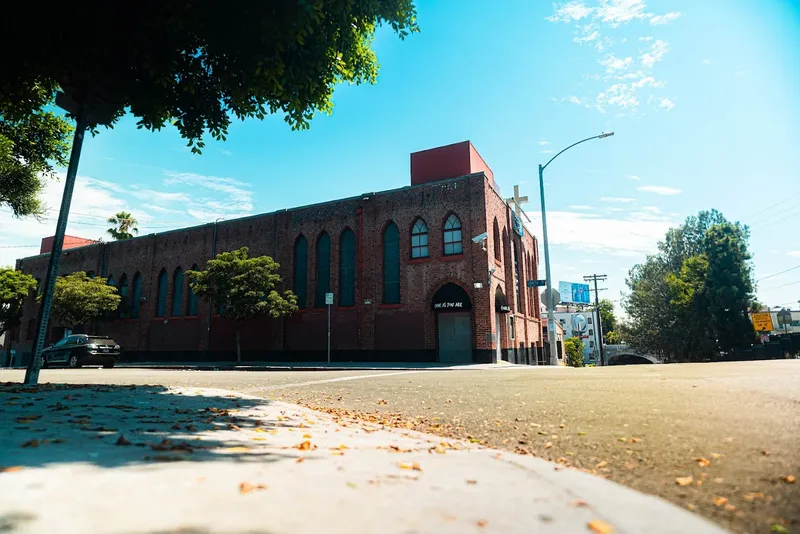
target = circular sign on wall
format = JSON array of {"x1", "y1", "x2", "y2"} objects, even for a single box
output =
[{"x1": 572, "y1": 314, "x2": 587, "y2": 333}]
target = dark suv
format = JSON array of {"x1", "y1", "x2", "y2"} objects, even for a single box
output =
[{"x1": 42, "y1": 335, "x2": 122, "y2": 369}]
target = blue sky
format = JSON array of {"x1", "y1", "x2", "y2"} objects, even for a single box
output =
[{"x1": 2, "y1": 0, "x2": 799, "y2": 313}]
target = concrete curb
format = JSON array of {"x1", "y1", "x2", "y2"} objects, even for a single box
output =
[{"x1": 0, "y1": 384, "x2": 727, "y2": 534}]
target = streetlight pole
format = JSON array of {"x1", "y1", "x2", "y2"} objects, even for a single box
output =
[{"x1": 539, "y1": 132, "x2": 614, "y2": 366}]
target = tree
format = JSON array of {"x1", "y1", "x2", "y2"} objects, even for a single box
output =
[
  {"x1": 187, "y1": 248, "x2": 297, "y2": 363},
  {"x1": 0, "y1": 2, "x2": 418, "y2": 154},
  {"x1": 0, "y1": 268, "x2": 37, "y2": 337},
  {"x1": 106, "y1": 211, "x2": 139, "y2": 240},
  {"x1": 597, "y1": 298, "x2": 617, "y2": 344},
  {"x1": 0, "y1": 95, "x2": 72, "y2": 216},
  {"x1": 564, "y1": 337, "x2": 585, "y2": 367},
  {"x1": 48, "y1": 272, "x2": 121, "y2": 331},
  {"x1": 623, "y1": 211, "x2": 755, "y2": 362}
]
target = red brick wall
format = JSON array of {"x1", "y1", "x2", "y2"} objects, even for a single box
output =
[{"x1": 10, "y1": 172, "x2": 541, "y2": 362}]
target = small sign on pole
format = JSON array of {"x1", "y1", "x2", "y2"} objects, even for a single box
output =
[
  {"x1": 527, "y1": 279, "x2": 546, "y2": 288},
  {"x1": 326, "y1": 293, "x2": 334, "y2": 364}
]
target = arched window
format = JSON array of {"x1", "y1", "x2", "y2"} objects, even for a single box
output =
[
  {"x1": 156, "y1": 269, "x2": 168, "y2": 317},
  {"x1": 383, "y1": 222, "x2": 400, "y2": 304},
  {"x1": 411, "y1": 218, "x2": 429, "y2": 259},
  {"x1": 339, "y1": 229, "x2": 356, "y2": 307},
  {"x1": 293, "y1": 235, "x2": 308, "y2": 309},
  {"x1": 187, "y1": 264, "x2": 199, "y2": 316},
  {"x1": 443, "y1": 214, "x2": 463, "y2": 256},
  {"x1": 131, "y1": 273, "x2": 142, "y2": 319},
  {"x1": 107, "y1": 275, "x2": 115, "y2": 287},
  {"x1": 513, "y1": 241, "x2": 522, "y2": 313},
  {"x1": 315, "y1": 232, "x2": 331, "y2": 308},
  {"x1": 493, "y1": 218, "x2": 501, "y2": 261},
  {"x1": 118, "y1": 274, "x2": 129, "y2": 319},
  {"x1": 171, "y1": 267, "x2": 184, "y2": 316}
]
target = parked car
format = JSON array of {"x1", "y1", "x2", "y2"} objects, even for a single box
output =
[{"x1": 42, "y1": 335, "x2": 121, "y2": 369}]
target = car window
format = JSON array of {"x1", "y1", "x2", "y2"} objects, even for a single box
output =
[{"x1": 54, "y1": 337, "x2": 70, "y2": 347}]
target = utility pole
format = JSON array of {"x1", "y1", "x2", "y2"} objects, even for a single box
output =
[{"x1": 583, "y1": 274, "x2": 607, "y2": 366}]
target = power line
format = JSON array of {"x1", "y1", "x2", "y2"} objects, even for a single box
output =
[
  {"x1": 760, "y1": 279, "x2": 800, "y2": 291},
  {"x1": 745, "y1": 191, "x2": 800, "y2": 221},
  {"x1": 750, "y1": 204, "x2": 800, "y2": 230},
  {"x1": 757, "y1": 264, "x2": 800, "y2": 282},
  {"x1": 0, "y1": 245, "x2": 40, "y2": 249}
]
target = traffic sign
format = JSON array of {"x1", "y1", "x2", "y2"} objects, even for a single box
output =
[
  {"x1": 325, "y1": 292, "x2": 334, "y2": 305},
  {"x1": 527, "y1": 279, "x2": 546, "y2": 288}
]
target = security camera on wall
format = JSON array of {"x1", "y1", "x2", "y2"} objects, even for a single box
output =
[{"x1": 471, "y1": 232, "x2": 488, "y2": 243}]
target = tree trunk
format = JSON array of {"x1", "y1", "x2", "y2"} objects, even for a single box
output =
[{"x1": 235, "y1": 322, "x2": 242, "y2": 364}]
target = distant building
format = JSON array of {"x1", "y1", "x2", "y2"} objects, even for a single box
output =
[{"x1": 553, "y1": 311, "x2": 602, "y2": 364}]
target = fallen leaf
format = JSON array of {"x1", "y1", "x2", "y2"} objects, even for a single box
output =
[
  {"x1": 675, "y1": 476, "x2": 693, "y2": 486},
  {"x1": 713, "y1": 496, "x2": 728, "y2": 507},
  {"x1": 577, "y1": 431, "x2": 587, "y2": 436},
  {"x1": 346, "y1": 481, "x2": 357, "y2": 488},
  {"x1": 171, "y1": 424, "x2": 181, "y2": 430},
  {"x1": 743, "y1": 492, "x2": 764, "y2": 502},
  {"x1": 596, "y1": 461, "x2": 608, "y2": 469},
  {"x1": 631, "y1": 438, "x2": 641, "y2": 443},
  {"x1": 617, "y1": 437, "x2": 627, "y2": 443},
  {"x1": 303, "y1": 434, "x2": 311, "y2": 439},
  {"x1": 253, "y1": 427, "x2": 268, "y2": 433},
  {"x1": 545, "y1": 442, "x2": 553, "y2": 449},
  {"x1": 724, "y1": 504, "x2": 737, "y2": 512},
  {"x1": 476, "y1": 520, "x2": 488, "y2": 528},
  {"x1": 696, "y1": 457, "x2": 712, "y2": 467},
  {"x1": 116, "y1": 435, "x2": 132, "y2": 446},
  {"x1": 762, "y1": 450, "x2": 769, "y2": 456},
  {"x1": 295, "y1": 457, "x2": 305, "y2": 463},
  {"x1": 466, "y1": 479, "x2": 478, "y2": 485},
  {"x1": 331, "y1": 450, "x2": 345, "y2": 456},
  {"x1": 239, "y1": 482, "x2": 267, "y2": 494},
  {"x1": 251, "y1": 437, "x2": 267, "y2": 441},
  {"x1": 295, "y1": 440, "x2": 316, "y2": 451},
  {"x1": 587, "y1": 519, "x2": 614, "y2": 533},
  {"x1": 710, "y1": 453, "x2": 722, "y2": 459},
  {"x1": 783, "y1": 475, "x2": 796, "y2": 484},
  {"x1": 397, "y1": 462, "x2": 422, "y2": 471},
  {"x1": 686, "y1": 504, "x2": 697, "y2": 511},
  {"x1": 713, "y1": 477, "x2": 724, "y2": 484},
  {"x1": 21, "y1": 440, "x2": 38, "y2": 448},
  {"x1": 771, "y1": 525, "x2": 789, "y2": 533},
  {"x1": 572, "y1": 499, "x2": 589, "y2": 507},
  {"x1": 0, "y1": 466, "x2": 23, "y2": 473}
]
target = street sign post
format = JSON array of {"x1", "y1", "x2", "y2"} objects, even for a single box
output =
[
  {"x1": 325, "y1": 293, "x2": 334, "y2": 364},
  {"x1": 527, "y1": 279, "x2": 546, "y2": 288},
  {"x1": 752, "y1": 312, "x2": 774, "y2": 332}
]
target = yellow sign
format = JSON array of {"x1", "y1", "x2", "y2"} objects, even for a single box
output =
[{"x1": 752, "y1": 312, "x2": 774, "y2": 332}]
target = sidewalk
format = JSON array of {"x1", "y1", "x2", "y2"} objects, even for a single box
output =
[
  {"x1": 113, "y1": 360, "x2": 542, "y2": 371},
  {"x1": 0, "y1": 383, "x2": 727, "y2": 534}
]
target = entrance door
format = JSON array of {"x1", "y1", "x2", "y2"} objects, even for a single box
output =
[
  {"x1": 495, "y1": 313, "x2": 502, "y2": 363},
  {"x1": 438, "y1": 312, "x2": 472, "y2": 363}
]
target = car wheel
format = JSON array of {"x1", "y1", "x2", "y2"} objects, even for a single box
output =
[
  {"x1": 103, "y1": 362, "x2": 115, "y2": 369},
  {"x1": 68, "y1": 355, "x2": 80, "y2": 368}
]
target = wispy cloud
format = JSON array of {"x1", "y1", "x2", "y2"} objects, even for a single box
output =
[
  {"x1": 640, "y1": 39, "x2": 669, "y2": 68},
  {"x1": 141, "y1": 204, "x2": 185, "y2": 215},
  {"x1": 658, "y1": 97, "x2": 675, "y2": 110},
  {"x1": 628, "y1": 175, "x2": 640, "y2": 181},
  {"x1": 539, "y1": 140, "x2": 551, "y2": 146},
  {"x1": 649, "y1": 12, "x2": 681, "y2": 25},
  {"x1": 787, "y1": 250, "x2": 800, "y2": 258},
  {"x1": 637, "y1": 185, "x2": 681, "y2": 195},
  {"x1": 217, "y1": 148, "x2": 232, "y2": 156},
  {"x1": 130, "y1": 189, "x2": 191, "y2": 203},
  {"x1": 541, "y1": 149, "x2": 554, "y2": 154},
  {"x1": 162, "y1": 171, "x2": 255, "y2": 220},
  {"x1": 569, "y1": 205, "x2": 596, "y2": 210},
  {"x1": 600, "y1": 196, "x2": 636, "y2": 203}
]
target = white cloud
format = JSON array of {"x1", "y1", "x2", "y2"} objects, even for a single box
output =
[
  {"x1": 628, "y1": 175, "x2": 640, "y2": 181},
  {"x1": 637, "y1": 185, "x2": 681, "y2": 195},
  {"x1": 547, "y1": 1, "x2": 594, "y2": 23},
  {"x1": 141, "y1": 204, "x2": 184, "y2": 215},
  {"x1": 642, "y1": 206, "x2": 661, "y2": 213},
  {"x1": 658, "y1": 97, "x2": 675, "y2": 110},
  {"x1": 526, "y1": 209, "x2": 675, "y2": 256},
  {"x1": 569, "y1": 205, "x2": 596, "y2": 210},
  {"x1": 649, "y1": 12, "x2": 681, "y2": 25},
  {"x1": 596, "y1": 83, "x2": 639, "y2": 110},
  {"x1": 539, "y1": 140, "x2": 551, "y2": 146},
  {"x1": 639, "y1": 36, "x2": 654, "y2": 42},
  {"x1": 641, "y1": 40, "x2": 669, "y2": 68},
  {"x1": 541, "y1": 149, "x2": 554, "y2": 154},
  {"x1": 600, "y1": 196, "x2": 636, "y2": 203},
  {"x1": 600, "y1": 54, "x2": 633, "y2": 73},
  {"x1": 595, "y1": 0, "x2": 649, "y2": 26},
  {"x1": 606, "y1": 207, "x2": 625, "y2": 212},
  {"x1": 575, "y1": 30, "x2": 600, "y2": 44},
  {"x1": 702, "y1": 58, "x2": 712, "y2": 65},
  {"x1": 217, "y1": 148, "x2": 232, "y2": 156},
  {"x1": 787, "y1": 251, "x2": 800, "y2": 258},
  {"x1": 162, "y1": 171, "x2": 254, "y2": 214},
  {"x1": 632, "y1": 76, "x2": 664, "y2": 89},
  {"x1": 130, "y1": 189, "x2": 191, "y2": 203}
]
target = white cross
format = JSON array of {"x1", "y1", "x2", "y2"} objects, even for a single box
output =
[{"x1": 506, "y1": 185, "x2": 529, "y2": 221}]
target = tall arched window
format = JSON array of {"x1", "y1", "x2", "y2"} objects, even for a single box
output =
[
  {"x1": 107, "y1": 275, "x2": 115, "y2": 287},
  {"x1": 443, "y1": 214, "x2": 463, "y2": 256},
  {"x1": 411, "y1": 218, "x2": 429, "y2": 259},
  {"x1": 513, "y1": 241, "x2": 522, "y2": 313},
  {"x1": 339, "y1": 229, "x2": 356, "y2": 307},
  {"x1": 493, "y1": 218, "x2": 501, "y2": 261},
  {"x1": 156, "y1": 269, "x2": 168, "y2": 317},
  {"x1": 131, "y1": 273, "x2": 142, "y2": 319},
  {"x1": 383, "y1": 222, "x2": 400, "y2": 304},
  {"x1": 187, "y1": 264, "x2": 199, "y2": 316},
  {"x1": 293, "y1": 235, "x2": 308, "y2": 309},
  {"x1": 118, "y1": 274, "x2": 129, "y2": 319},
  {"x1": 315, "y1": 232, "x2": 331, "y2": 308},
  {"x1": 171, "y1": 267, "x2": 184, "y2": 316}
]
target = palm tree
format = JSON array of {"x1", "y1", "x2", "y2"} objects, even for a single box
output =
[{"x1": 106, "y1": 211, "x2": 139, "y2": 240}]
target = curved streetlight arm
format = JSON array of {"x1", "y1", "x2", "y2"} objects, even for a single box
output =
[{"x1": 541, "y1": 132, "x2": 613, "y2": 172}]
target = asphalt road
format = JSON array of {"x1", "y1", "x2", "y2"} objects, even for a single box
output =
[{"x1": 2, "y1": 361, "x2": 798, "y2": 534}]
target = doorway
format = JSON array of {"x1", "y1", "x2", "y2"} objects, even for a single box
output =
[
  {"x1": 495, "y1": 313, "x2": 502, "y2": 363},
  {"x1": 432, "y1": 283, "x2": 473, "y2": 364}
]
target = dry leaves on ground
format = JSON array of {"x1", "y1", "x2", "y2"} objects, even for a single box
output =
[
  {"x1": 476, "y1": 520, "x2": 488, "y2": 528},
  {"x1": 713, "y1": 496, "x2": 728, "y2": 507},
  {"x1": 397, "y1": 461, "x2": 423, "y2": 471},
  {"x1": 0, "y1": 466, "x2": 23, "y2": 473},
  {"x1": 743, "y1": 492, "x2": 764, "y2": 502},
  {"x1": 587, "y1": 519, "x2": 614, "y2": 533},
  {"x1": 295, "y1": 441, "x2": 316, "y2": 451},
  {"x1": 239, "y1": 482, "x2": 267, "y2": 494},
  {"x1": 782, "y1": 475, "x2": 795, "y2": 484},
  {"x1": 20, "y1": 440, "x2": 39, "y2": 448},
  {"x1": 572, "y1": 499, "x2": 589, "y2": 507},
  {"x1": 675, "y1": 476, "x2": 694, "y2": 486},
  {"x1": 696, "y1": 457, "x2": 712, "y2": 467},
  {"x1": 466, "y1": 480, "x2": 477, "y2": 485}
]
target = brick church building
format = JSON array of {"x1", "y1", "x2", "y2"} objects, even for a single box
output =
[{"x1": 7, "y1": 141, "x2": 546, "y2": 365}]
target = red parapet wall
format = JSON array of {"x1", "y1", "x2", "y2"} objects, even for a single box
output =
[
  {"x1": 410, "y1": 141, "x2": 495, "y2": 187},
  {"x1": 40, "y1": 235, "x2": 99, "y2": 254}
]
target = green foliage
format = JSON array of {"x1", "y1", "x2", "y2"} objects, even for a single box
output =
[
  {"x1": 107, "y1": 211, "x2": 139, "y2": 240},
  {"x1": 1, "y1": 1, "x2": 418, "y2": 154},
  {"x1": 564, "y1": 337, "x2": 585, "y2": 367},
  {"x1": 0, "y1": 268, "x2": 38, "y2": 336},
  {"x1": 48, "y1": 272, "x2": 121, "y2": 329},
  {"x1": 187, "y1": 247, "x2": 298, "y2": 361},
  {"x1": 0, "y1": 98, "x2": 73, "y2": 216},
  {"x1": 604, "y1": 330, "x2": 623, "y2": 345},
  {"x1": 597, "y1": 298, "x2": 617, "y2": 343},
  {"x1": 623, "y1": 210, "x2": 755, "y2": 362}
]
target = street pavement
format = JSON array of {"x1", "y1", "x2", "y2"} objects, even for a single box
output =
[
  {"x1": 0, "y1": 382, "x2": 726, "y2": 534},
  {"x1": 1, "y1": 360, "x2": 798, "y2": 533}
]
